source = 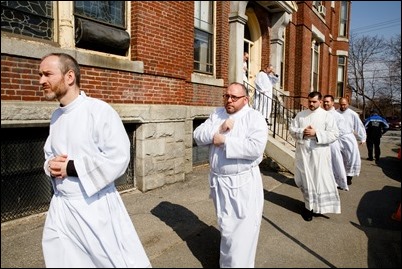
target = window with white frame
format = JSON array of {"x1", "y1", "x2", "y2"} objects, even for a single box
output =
[
  {"x1": 311, "y1": 40, "x2": 320, "y2": 91},
  {"x1": 339, "y1": 1, "x2": 348, "y2": 37},
  {"x1": 194, "y1": 1, "x2": 214, "y2": 74},
  {"x1": 1, "y1": 1, "x2": 53, "y2": 40},
  {"x1": 337, "y1": 56, "x2": 346, "y2": 97}
]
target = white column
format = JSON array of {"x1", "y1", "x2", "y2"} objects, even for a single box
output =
[
  {"x1": 57, "y1": 2, "x2": 75, "y2": 48},
  {"x1": 269, "y1": 12, "x2": 291, "y2": 80},
  {"x1": 228, "y1": 1, "x2": 248, "y2": 84}
]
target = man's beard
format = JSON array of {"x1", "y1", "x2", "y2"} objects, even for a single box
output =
[
  {"x1": 44, "y1": 79, "x2": 66, "y2": 101},
  {"x1": 44, "y1": 91, "x2": 57, "y2": 101}
]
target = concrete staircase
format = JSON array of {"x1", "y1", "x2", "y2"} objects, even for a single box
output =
[{"x1": 264, "y1": 130, "x2": 296, "y2": 175}]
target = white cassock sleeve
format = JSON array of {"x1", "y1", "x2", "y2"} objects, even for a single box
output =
[
  {"x1": 74, "y1": 105, "x2": 130, "y2": 197},
  {"x1": 193, "y1": 108, "x2": 223, "y2": 146},
  {"x1": 224, "y1": 112, "x2": 267, "y2": 160},
  {"x1": 315, "y1": 111, "x2": 339, "y2": 144},
  {"x1": 44, "y1": 95, "x2": 131, "y2": 198}
]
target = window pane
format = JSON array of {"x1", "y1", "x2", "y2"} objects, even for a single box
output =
[
  {"x1": 1, "y1": 1, "x2": 53, "y2": 40},
  {"x1": 74, "y1": 1, "x2": 125, "y2": 28},
  {"x1": 337, "y1": 56, "x2": 345, "y2": 97},
  {"x1": 74, "y1": 1, "x2": 128, "y2": 55},
  {"x1": 340, "y1": 1, "x2": 348, "y2": 19},
  {"x1": 337, "y1": 82, "x2": 344, "y2": 97},
  {"x1": 337, "y1": 66, "x2": 344, "y2": 82},
  {"x1": 194, "y1": 29, "x2": 213, "y2": 74},
  {"x1": 339, "y1": 1, "x2": 348, "y2": 36},
  {"x1": 337, "y1": 56, "x2": 345, "y2": 82},
  {"x1": 313, "y1": 73, "x2": 318, "y2": 91},
  {"x1": 194, "y1": 1, "x2": 212, "y2": 33},
  {"x1": 199, "y1": 1, "x2": 212, "y2": 24},
  {"x1": 313, "y1": 49, "x2": 319, "y2": 72}
]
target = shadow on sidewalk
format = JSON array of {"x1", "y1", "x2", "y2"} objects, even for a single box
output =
[
  {"x1": 151, "y1": 201, "x2": 220, "y2": 268},
  {"x1": 374, "y1": 155, "x2": 401, "y2": 182},
  {"x1": 351, "y1": 185, "x2": 401, "y2": 268},
  {"x1": 263, "y1": 188, "x2": 303, "y2": 215}
]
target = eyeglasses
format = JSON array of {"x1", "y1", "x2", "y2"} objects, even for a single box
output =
[{"x1": 222, "y1": 94, "x2": 245, "y2": 102}]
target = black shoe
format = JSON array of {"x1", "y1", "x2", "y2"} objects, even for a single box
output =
[
  {"x1": 366, "y1": 158, "x2": 373, "y2": 161},
  {"x1": 312, "y1": 212, "x2": 323, "y2": 217},
  {"x1": 301, "y1": 208, "x2": 313, "y2": 221}
]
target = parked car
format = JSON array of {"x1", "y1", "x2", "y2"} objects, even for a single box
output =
[{"x1": 386, "y1": 116, "x2": 401, "y2": 130}]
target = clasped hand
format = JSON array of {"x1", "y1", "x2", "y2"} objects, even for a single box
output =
[
  {"x1": 213, "y1": 118, "x2": 234, "y2": 147},
  {"x1": 303, "y1": 125, "x2": 316, "y2": 138},
  {"x1": 48, "y1": 154, "x2": 68, "y2": 179}
]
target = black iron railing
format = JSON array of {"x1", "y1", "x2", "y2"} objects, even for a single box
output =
[{"x1": 244, "y1": 81, "x2": 307, "y2": 147}]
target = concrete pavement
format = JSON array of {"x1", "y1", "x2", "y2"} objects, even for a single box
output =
[{"x1": 1, "y1": 131, "x2": 401, "y2": 268}]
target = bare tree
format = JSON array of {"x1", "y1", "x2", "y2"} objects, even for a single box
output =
[
  {"x1": 348, "y1": 35, "x2": 385, "y2": 119},
  {"x1": 384, "y1": 34, "x2": 401, "y2": 117}
]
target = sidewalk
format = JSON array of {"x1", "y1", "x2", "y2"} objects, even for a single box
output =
[{"x1": 1, "y1": 132, "x2": 401, "y2": 268}]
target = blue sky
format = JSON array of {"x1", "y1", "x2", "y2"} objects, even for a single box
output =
[{"x1": 350, "y1": 1, "x2": 401, "y2": 39}]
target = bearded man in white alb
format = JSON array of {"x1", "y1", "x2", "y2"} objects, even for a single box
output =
[
  {"x1": 290, "y1": 91, "x2": 340, "y2": 221},
  {"x1": 39, "y1": 53, "x2": 151, "y2": 268}
]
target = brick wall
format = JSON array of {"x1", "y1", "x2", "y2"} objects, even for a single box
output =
[
  {"x1": 1, "y1": 1, "x2": 230, "y2": 108},
  {"x1": 1, "y1": 56, "x2": 41, "y2": 101}
]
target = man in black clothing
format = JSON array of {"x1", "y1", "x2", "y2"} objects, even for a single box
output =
[{"x1": 364, "y1": 111, "x2": 389, "y2": 162}]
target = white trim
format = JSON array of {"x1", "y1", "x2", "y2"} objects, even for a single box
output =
[
  {"x1": 336, "y1": 50, "x2": 349, "y2": 57},
  {"x1": 1, "y1": 35, "x2": 143, "y2": 73},
  {"x1": 311, "y1": 25, "x2": 325, "y2": 43},
  {"x1": 191, "y1": 73, "x2": 224, "y2": 87}
]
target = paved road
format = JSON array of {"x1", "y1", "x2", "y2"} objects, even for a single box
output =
[{"x1": 1, "y1": 131, "x2": 400, "y2": 268}]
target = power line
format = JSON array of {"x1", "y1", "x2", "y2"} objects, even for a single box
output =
[
  {"x1": 350, "y1": 18, "x2": 401, "y2": 36},
  {"x1": 351, "y1": 18, "x2": 400, "y2": 32},
  {"x1": 352, "y1": 24, "x2": 401, "y2": 35}
]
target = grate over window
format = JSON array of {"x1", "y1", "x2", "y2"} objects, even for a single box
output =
[
  {"x1": 1, "y1": 125, "x2": 136, "y2": 223},
  {"x1": 74, "y1": 1, "x2": 125, "y2": 28}
]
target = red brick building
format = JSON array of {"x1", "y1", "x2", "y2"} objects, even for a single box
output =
[{"x1": 1, "y1": 1, "x2": 351, "y2": 193}]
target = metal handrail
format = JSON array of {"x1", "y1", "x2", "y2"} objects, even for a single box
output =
[{"x1": 244, "y1": 81, "x2": 307, "y2": 148}]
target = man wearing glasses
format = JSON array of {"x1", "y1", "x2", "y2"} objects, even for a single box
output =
[{"x1": 193, "y1": 82, "x2": 268, "y2": 268}]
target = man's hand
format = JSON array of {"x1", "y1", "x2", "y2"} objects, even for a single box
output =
[
  {"x1": 303, "y1": 125, "x2": 316, "y2": 138},
  {"x1": 213, "y1": 133, "x2": 226, "y2": 147},
  {"x1": 48, "y1": 154, "x2": 68, "y2": 179},
  {"x1": 219, "y1": 118, "x2": 234, "y2": 134}
]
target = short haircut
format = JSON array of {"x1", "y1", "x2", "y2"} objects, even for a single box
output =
[
  {"x1": 41, "y1": 53, "x2": 81, "y2": 87},
  {"x1": 229, "y1": 82, "x2": 248, "y2": 96},
  {"x1": 323, "y1": 94, "x2": 334, "y2": 101},
  {"x1": 308, "y1": 91, "x2": 322, "y2": 100}
]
